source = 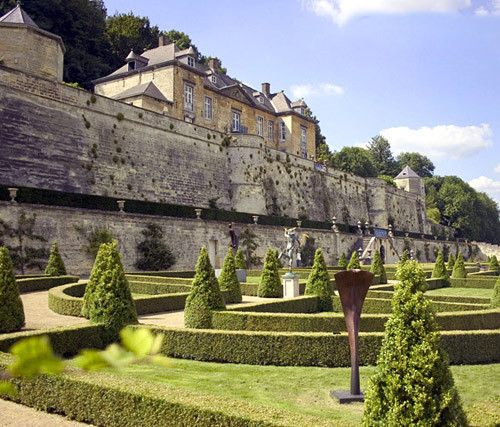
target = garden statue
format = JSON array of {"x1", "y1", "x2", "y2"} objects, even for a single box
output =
[
  {"x1": 279, "y1": 227, "x2": 301, "y2": 272},
  {"x1": 331, "y1": 269, "x2": 374, "y2": 403},
  {"x1": 228, "y1": 223, "x2": 238, "y2": 252}
]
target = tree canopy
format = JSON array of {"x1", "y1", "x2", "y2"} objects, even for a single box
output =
[
  {"x1": 396, "y1": 152, "x2": 435, "y2": 178},
  {"x1": 367, "y1": 136, "x2": 398, "y2": 176}
]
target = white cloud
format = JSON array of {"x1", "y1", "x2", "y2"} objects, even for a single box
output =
[
  {"x1": 494, "y1": 163, "x2": 500, "y2": 173},
  {"x1": 290, "y1": 83, "x2": 344, "y2": 99},
  {"x1": 475, "y1": 0, "x2": 500, "y2": 16},
  {"x1": 379, "y1": 124, "x2": 493, "y2": 160},
  {"x1": 475, "y1": 6, "x2": 489, "y2": 15},
  {"x1": 469, "y1": 176, "x2": 500, "y2": 204},
  {"x1": 303, "y1": 0, "x2": 471, "y2": 25}
]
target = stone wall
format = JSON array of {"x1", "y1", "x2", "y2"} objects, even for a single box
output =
[
  {"x1": 0, "y1": 65, "x2": 427, "y2": 233},
  {"x1": 0, "y1": 202, "x2": 476, "y2": 276}
]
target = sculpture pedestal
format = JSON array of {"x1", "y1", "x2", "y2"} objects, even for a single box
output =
[
  {"x1": 282, "y1": 273, "x2": 299, "y2": 298},
  {"x1": 330, "y1": 390, "x2": 364, "y2": 404}
]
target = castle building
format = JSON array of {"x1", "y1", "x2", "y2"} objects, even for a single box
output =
[
  {"x1": 93, "y1": 36, "x2": 316, "y2": 159},
  {"x1": 0, "y1": 3, "x2": 65, "y2": 81}
]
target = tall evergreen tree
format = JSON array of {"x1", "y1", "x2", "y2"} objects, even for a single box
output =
[
  {"x1": 304, "y1": 249, "x2": 332, "y2": 311},
  {"x1": 447, "y1": 253, "x2": 456, "y2": 271},
  {"x1": 45, "y1": 242, "x2": 67, "y2": 276},
  {"x1": 135, "y1": 223, "x2": 175, "y2": 271},
  {"x1": 81, "y1": 242, "x2": 137, "y2": 334},
  {"x1": 489, "y1": 255, "x2": 500, "y2": 273},
  {"x1": 0, "y1": 247, "x2": 25, "y2": 332},
  {"x1": 370, "y1": 250, "x2": 387, "y2": 284},
  {"x1": 362, "y1": 261, "x2": 466, "y2": 426},
  {"x1": 218, "y1": 248, "x2": 242, "y2": 304},
  {"x1": 347, "y1": 251, "x2": 361, "y2": 270},
  {"x1": 451, "y1": 252, "x2": 467, "y2": 279},
  {"x1": 337, "y1": 252, "x2": 348, "y2": 269},
  {"x1": 257, "y1": 249, "x2": 282, "y2": 298},
  {"x1": 184, "y1": 247, "x2": 225, "y2": 328}
]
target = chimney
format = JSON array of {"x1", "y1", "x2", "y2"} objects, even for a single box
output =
[
  {"x1": 208, "y1": 58, "x2": 220, "y2": 71},
  {"x1": 262, "y1": 83, "x2": 270, "y2": 97},
  {"x1": 158, "y1": 34, "x2": 169, "y2": 47}
]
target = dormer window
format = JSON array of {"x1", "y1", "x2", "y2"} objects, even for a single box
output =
[
  {"x1": 128, "y1": 61, "x2": 135, "y2": 71},
  {"x1": 211, "y1": 75, "x2": 217, "y2": 84},
  {"x1": 300, "y1": 107, "x2": 305, "y2": 115},
  {"x1": 187, "y1": 56, "x2": 194, "y2": 67},
  {"x1": 258, "y1": 96, "x2": 264, "y2": 103}
]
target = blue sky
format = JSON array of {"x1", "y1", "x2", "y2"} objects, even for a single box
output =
[{"x1": 103, "y1": 0, "x2": 500, "y2": 205}]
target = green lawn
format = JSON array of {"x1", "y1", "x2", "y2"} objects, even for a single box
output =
[
  {"x1": 427, "y1": 287, "x2": 493, "y2": 299},
  {"x1": 110, "y1": 358, "x2": 500, "y2": 426}
]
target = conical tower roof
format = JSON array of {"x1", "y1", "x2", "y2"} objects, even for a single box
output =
[
  {"x1": 0, "y1": 3, "x2": 39, "y2": 28},
  {"x1": 395, "y1": 165, "x2": 420, "y2": 179}
]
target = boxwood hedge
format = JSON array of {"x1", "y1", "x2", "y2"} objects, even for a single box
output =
[
  {"x1": 450, "y1": 277, "x2": 497, "y2": 288},
  {"x1": 16, "y1": 275, "x2": 79, "y2": 293}
]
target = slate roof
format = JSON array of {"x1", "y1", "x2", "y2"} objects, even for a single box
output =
[
  {"x1": 113, "y1": 81, "x2": 172, "y2": 103},
  {"x1": 395, "y1": 165, "x2": 421, "y2": 179},
  {"x1": 96, "y1": 41, "x2": 313, "y2": 120},
  {"x1": 0, "y1": 4, "x2": 38, "y2": 27}
]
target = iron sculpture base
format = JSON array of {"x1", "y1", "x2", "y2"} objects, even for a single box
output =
[{"x1": 330, "y1": 390, "x2": 364, "y2": 404}]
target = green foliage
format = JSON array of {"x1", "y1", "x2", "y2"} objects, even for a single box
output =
[
  {"x1": 81, "y1": 242, "x2": 137, "y2": 334},
  {"x1": 76, "y1": 226, "x2": 114, "y2": 260},
  {"x1": 362, "y1": 261, "x2": 466, "y2": 426},
  {"x1": 274, "y1": 249, "x2": 283, "y2": 269},
  {"x1": 184, "y1": 247, "x2": 225, "y2": 328},
  {"x1": 431, "y1": 251, "x2": 450, "y2": 286},
  {"x1": 377, "y1": 174, "x2": 397, "y2": 188},
  {"x1": 370, "y1": 250, "x2": 387, "y2": 284},
  {"x1": 447, "y1": 252, "x2": 456, "y2": 270},
  {"x1": 135, "y1": 223, "x2": 175, "y2": 271},
  {"x1": 234, "y1": 248, "x2": 247, "y2": 269},
  {"x1": 0, "y1": 209, "x2": 47, "y2": 274},
  {"x1": 257, "y1": 249, "x2": 282, "y2": 298},
  {"x1": 367, "y1": 136, "x2": 398, "y2": 176},
  {"x1": 491, "y1": 275, "x2": 500, "y2": 308},
  {"x1": 304, "y1": 249, "x2": 332, "y2": 311},
  {"x1": 337, "y1": 252, "x2": 347, "y2": 269},
  {"x1": 451, "y1": 252, "x2": 467, "y2": 279},
  {"x1": 347, "y1": 251, "x2": 360, "y2": 270},
  {"x1": 426, "y1": 207, "x2": 441, "y2": 224},
  {"x1": 329, "y1": 147, "x2": 378, "y2": 178},
  {"x1": 0, "y1": 247, "x2": 24, "y2": 332},
  {"x1": 489, "y1": 255, "x2": 500, "y2": 272},
  {"x1": 45, "y1": 242, "x2": 67, "y2": 276},
  {"x1": 218, "y1": 248, "x2": 242, "y2": 304},
  {"x1": 239, "y1": 227, "x2": 261, "y2": 267},
  {"x1": 300, "y1": 236, "x2": 316, "y2": 267},
  {"x1": 9, "y1": 335, "x2": 62, "y2": 377},
  {"x1": 396, "y1": 152, "x2": 435, "y2": 177},
  {"x1": 399, "y1": 250, "x2": 409, "y2": 265}
]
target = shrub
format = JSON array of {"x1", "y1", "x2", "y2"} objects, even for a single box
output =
[
  {"x1": 45, "y1": 242, "x2": 67, "y2": 276},
  {"x1": 491, "y1": 275, "x2": 500, "y2": 308},
  {"x1": 234, "y1": 248, "x2": 247, "y2": 269},
  {"x1": 274, "y1": 249, "x2": 283, "y2": 269},
  {"x1": 431, "y1": 250, "x2": 450, "y2": 286},
  {"x1": 81, "y1": 226, "x2": 114, "y2": 259},
  {"x1": 304, "y1": 249, "x2": 332, "y2": 311},
  {"x1": 0, "y1": 247, "x2": 25, "y2": 332},
  {"x1": 218, "y1": 248, "x2": 242, "y2": 304},
  {"x1": 257, "y1": 249, "x2": 282, "y2": 297},
  {"x1": 362, "y1": 261, "x2": 466, "y2": 426},
  {"x1": 447, "y1": 253, "x2": 456, "y2": 270},
  {"x1": 135, "y1": 224, "x2": 175, "y2": 271},
  {"x1": 451, "y1": 252, "x2": 467, "y2": 279},
  {"x1": 370, "y1": 250, "x2": 387, "y2": 284},
  {"x1": 184, "y1": 247, "x2": 225, "y2": 328},
  {"x1": 489, "y1": 255, "x2": 500, "y2": 273},
  {"x1": 347, "y1": 251, "x2": 360, "y2": 270},
  {"x1": 399, "y1": 250, "x2": 409, "y2": 264},
  {"x1": 337, "y1": 253, "x2": 347, "y2": 269},
  {"x1": 81, "y1": 242, "x2": 137, "y2": 334}
]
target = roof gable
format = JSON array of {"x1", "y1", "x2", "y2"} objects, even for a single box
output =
[{"x1": 0, "y1": 4, "x2": 38, "y2": 27}]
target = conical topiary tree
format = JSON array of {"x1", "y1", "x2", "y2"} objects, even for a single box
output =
[
  {"x1": 362, "y1": 261, "x2": 467, "y2": 426},
  {"x1": 491, "y1": 275, "x2": 500, "y2": 309},
  {"x1": 234, "y1": 248, "x2": 247, "y2": 270},
  {"x1": 218, "y1": 247, "x2": 242, "y2": 304},
  {"x1": 0, "y1": 247, "x2": 25, "y2": 333},
  {"x1": 347, "y1": 251, "x2": 360, "y2": 270},
  {"x1": 257, "y1": 249, "x2": 282, "y2": 298},
  {"x1": 432, "y1": 250, "x2": 450, "y2": 286},
  {"x1": 370, "y1": 250, "x2": 387, "y2": 284},
  {"x1": 45, "y1": 242, "x2": 67, "y2": 276},
  {"x1": 338, "y1": 252, "x2": 347, "y2": 269},
  {"x1": 81, "y1": 241, "x2": 137, "y2": 334},
  {"x1": 305, "y1": 248, "x2": 332, "y2": 311},
  {"x1": 184, "y1": 246, "x2": 225, "y2": 328},
  {"x1": 489, "y1": 255, "x2": 500, "y2": 273},
  {"x1": 447, "y1": 253, "x2": 456, "y2": 271},
  {"x1": 451, "y1": 252, "x2": 467, "y2": 279},
  {"x1": 400, "y1": 250, "x2": 409, "y2": 263},
  {"x1": 274, "y1": 249, "x2": 283, "y2": 269}
]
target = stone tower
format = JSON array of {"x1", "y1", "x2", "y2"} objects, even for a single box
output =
[
  {"x1": 394, "y1": 165, "x2": 425, "y2": 198},
  {"x1": 0, "y1": 4, "x2": 65, "y2": 81}
]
